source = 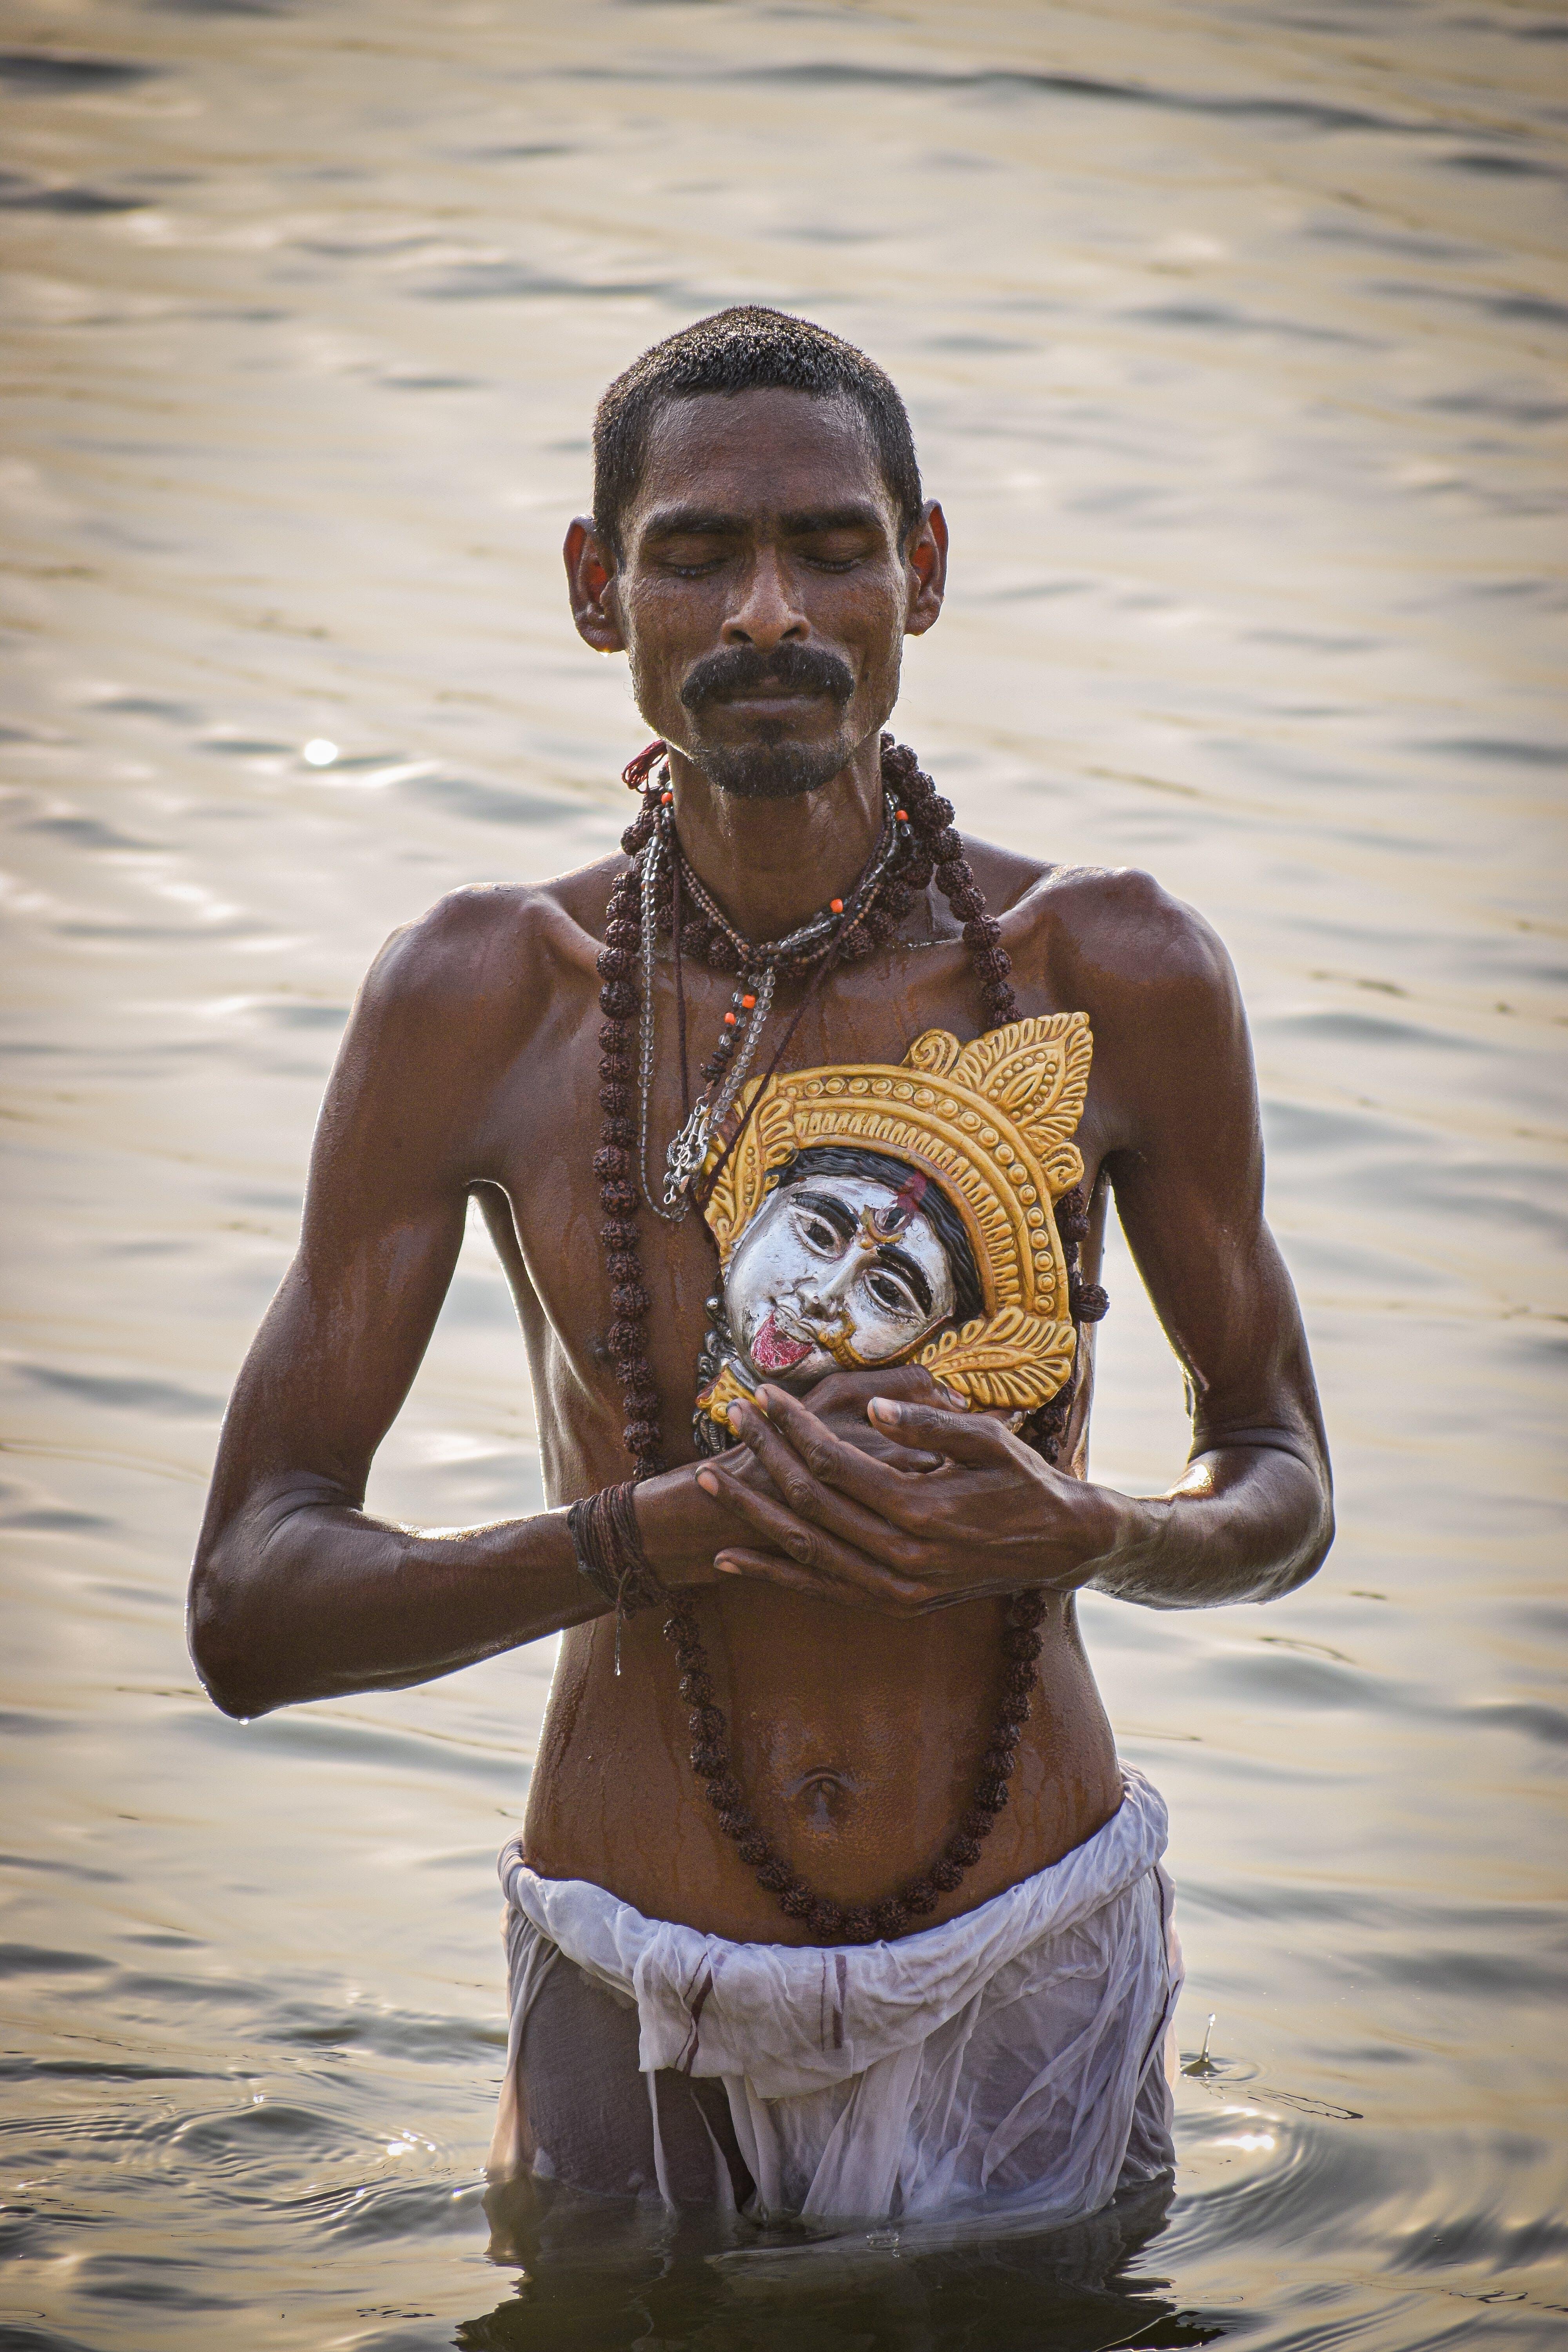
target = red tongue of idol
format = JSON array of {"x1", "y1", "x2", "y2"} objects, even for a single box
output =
[{"x1": 751, "y1": 1316, "x2": 813, "y2": 1373}]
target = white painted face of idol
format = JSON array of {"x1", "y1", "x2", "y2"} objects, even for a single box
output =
[{"x1": 722, "y1": 1171, "x2": 958, "y2": 1387}]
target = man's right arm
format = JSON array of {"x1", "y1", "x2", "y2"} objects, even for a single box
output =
[
  {"x1": 187, "y1": 887, "x2": 619, "y2": 1719},
  {"x1": 188, "y1": 883, "x2": 911, "y2": 1719}
]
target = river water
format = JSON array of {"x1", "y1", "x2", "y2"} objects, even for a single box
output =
[{"x1": 2, "y1": 2, "x2": 1564, "y2": 2345}]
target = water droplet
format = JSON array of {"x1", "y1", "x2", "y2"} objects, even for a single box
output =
[{"x1": 1183, "y1": 2011, "x2": 1222, "y2": 2076}]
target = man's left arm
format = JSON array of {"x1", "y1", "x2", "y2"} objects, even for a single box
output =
[
  {"x1": 694, "y1": 878, "x2": 1333, "y2": 1613},
  {"x1": 1056, "y1": 869, "x2": 1334, "y2": 1608}
]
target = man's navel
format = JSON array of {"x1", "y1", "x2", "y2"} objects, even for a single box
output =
[{"x1": 784, "y1": 1767, "x2": 861, "y2": 1834}]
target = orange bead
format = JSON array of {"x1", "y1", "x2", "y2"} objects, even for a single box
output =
[
  {"x1": 723, "y1": 1011, "x2": 737, "y2": 1025},
  {"x1": 741, "y1": 993, "x2": 757, "y2": 1009},
  {"x1": 830, "y1": 898, "x2": 844, "y2": 915},
  {"x1": 895, "y1": 808, "x2": 908, "y2": 821},
  {"x1": 661, "y1": 789, "x2": 673, "y2": 804}
]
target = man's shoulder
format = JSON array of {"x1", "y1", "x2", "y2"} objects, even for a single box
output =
[
  {"x1": 341, "y1": 860, "x2": 624, "y2": 1084},
  {"x1": 365, "y1": 859, "x2": 622, "y2": 1009},
  {"x1": 967, "y1": 838, "x2": 1235, "y2": 1003}
]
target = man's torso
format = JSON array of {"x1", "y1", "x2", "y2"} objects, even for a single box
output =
[{"x1": 402, "y1": 830, "x2": 1167, "y2": 1941}]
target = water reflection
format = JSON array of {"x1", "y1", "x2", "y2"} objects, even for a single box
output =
[
  {"x1": 474, "y1": 2171, "x2": 1208, "y2": 2352},
  {"x1": 2, "y1": 0, "x2": 1565, "y2": 2344}
]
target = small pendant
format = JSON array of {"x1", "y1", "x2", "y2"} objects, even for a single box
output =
[{"x1": 662, "y1": 1102, "x2": 711, "y2": 1212}]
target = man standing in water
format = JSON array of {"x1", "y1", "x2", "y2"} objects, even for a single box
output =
[{"x1": 190, "y1": 309, "x2": 1332, "y2": 2221}]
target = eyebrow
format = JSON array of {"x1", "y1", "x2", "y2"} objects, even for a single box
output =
[
  {"x1": 640, "y1": 501, "x2": 889, "y2": 542},
  {"x1": 791, "y1": 1189, "x2": 858, "y2": 1242}
]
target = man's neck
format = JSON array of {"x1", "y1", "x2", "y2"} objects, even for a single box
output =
[{"x1": 664, "y1": 736, "x2": 887, "y2": 942}]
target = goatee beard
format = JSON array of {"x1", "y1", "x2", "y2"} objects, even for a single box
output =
[
  {"x1": 690, "y1": 737, "x2": 850, "y2": 801},
  {"x1": 670, "y1": 641, "x2": 858, "y2": 800}
]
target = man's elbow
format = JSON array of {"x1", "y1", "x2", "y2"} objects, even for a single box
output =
[
  {"x1": 1273, "y1": 1481, "x2": 1335, "y2": 1600},
  {"x1": 186, "y1": 1551, "x2": 272, "y2": 1720}
]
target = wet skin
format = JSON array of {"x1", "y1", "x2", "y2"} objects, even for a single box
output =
[{"x1": 189, "y1": 387, "x2": 1333, "y2": 1942}]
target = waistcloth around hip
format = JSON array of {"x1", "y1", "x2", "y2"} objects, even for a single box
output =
[{"x1": 490, "y1": 1766, "x2": 1182, "y2": 2226}]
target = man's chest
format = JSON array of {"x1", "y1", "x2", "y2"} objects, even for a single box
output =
[{"x1": 483, "y1": 930, "x2": 1118, "y2": 1425}]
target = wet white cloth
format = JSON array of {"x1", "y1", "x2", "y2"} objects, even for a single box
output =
[{"x1": 492, "y1": 1768, "x2": 1181, "y2": 2225}]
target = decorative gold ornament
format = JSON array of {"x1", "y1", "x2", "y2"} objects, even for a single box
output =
[{"x1": 696, "y1": 1013, "x2": 1093, "y2": 1426}]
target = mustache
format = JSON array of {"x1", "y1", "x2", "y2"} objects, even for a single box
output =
[{"x1": 678, "y1": 642, "x2": 856, "y2": 713}]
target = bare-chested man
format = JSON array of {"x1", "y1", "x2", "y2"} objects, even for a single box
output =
[{"x1": 189, "y1": 308, "x2": 1332, "y2": 2226}]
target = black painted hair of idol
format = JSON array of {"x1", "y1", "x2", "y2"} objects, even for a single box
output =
[
  {"x1": 592, "y1": 307, "x2": 924, "y2": 559},
  {"x1": 765, "y1": 1145, "x2": 984, "y2": 1331}
]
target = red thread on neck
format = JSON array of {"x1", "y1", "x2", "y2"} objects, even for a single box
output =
[{"x1": 622, "y1": 740, "x2": 668, "y2": 790}]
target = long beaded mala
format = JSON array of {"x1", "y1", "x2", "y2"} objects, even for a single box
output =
[{"x1": 585, "y1": 734, "x2": 1107, "y2": 1944}]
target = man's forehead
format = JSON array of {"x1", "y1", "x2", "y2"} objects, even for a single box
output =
[{"x1": 629, "y1": 388, "x2": 895, "y2": 530}]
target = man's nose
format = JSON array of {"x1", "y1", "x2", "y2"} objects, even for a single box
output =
[{"x1": 721, "y1": 547, "x2": 808, "y2": 652}]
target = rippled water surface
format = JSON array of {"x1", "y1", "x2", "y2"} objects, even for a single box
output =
[{"x1": 2, "y1": 2, "x2": 1565, "y2": 2345}]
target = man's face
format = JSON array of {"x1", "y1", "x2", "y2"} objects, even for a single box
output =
[
  {"x1": 593, "y1": 389, "x2": 938, "y2": 799},
  {"x1": 723, "y1": 1172, "x2": 956, "y2": 1387}
]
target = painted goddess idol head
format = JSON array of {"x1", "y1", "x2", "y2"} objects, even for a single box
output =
[
  {"x1": 692, "y1": 1014, "x2": 1094, "y2": 1449},
  {"x1": 722, "y1": 1146, "x2": 983, "y2": 1387}
]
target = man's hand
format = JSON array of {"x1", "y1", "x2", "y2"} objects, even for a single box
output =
[
  {"x1": 634, "y1": 1363, "x2": 944, "y2": 1586},
  {"x1": 691, "y1": 1368, "x2": 1124, "y2": 1616}
]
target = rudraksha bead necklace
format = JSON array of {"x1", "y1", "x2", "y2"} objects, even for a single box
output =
[
  {"x1": 662, "y1": 1583, "x2": 1052, "y2": 1944},
  {"x1": 588, "y1": 734, "x2": 1107, "y2": 1938}
]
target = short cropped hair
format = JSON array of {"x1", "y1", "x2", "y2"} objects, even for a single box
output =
[{"x1": 592, "y1": 307, "x2": 924, "y2": 558}]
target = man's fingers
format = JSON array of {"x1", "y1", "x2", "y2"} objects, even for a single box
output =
[
  {"x1": 725, "y1": 1397, "x2": 912, "y2": 1541},
  {"x1": 865, "y1": 1395, "x2": 1019, "y2": 1465},
  {"x1": 711, "y1": 1547, "x2": 926, "y2": 1617},
  {"x1": 746, "y1": 1388, "x2": 869, "y2": 1486},
  {"x1": 699, "y1": 1453, "x2": 920, "y2": 1575},
  {"x1": 794, "y1": 1361, "x2": 940, "y2": 1420},
  {"x1": 729, "y1": 1392, "x2": 884, "y2": 1505},
  {"x1": 702, "y1": 1458, "x2": 851, "y2": 1567}
]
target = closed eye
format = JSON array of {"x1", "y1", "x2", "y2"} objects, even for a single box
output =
[{"x1": 797, "y1": 535, "x2": 871, "y2": 573}]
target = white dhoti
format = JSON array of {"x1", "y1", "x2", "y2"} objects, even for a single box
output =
[{"x1": 492, "y1": 1766, "x2": 1180, "y2": 2227}]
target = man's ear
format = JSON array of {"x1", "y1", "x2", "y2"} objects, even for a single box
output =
[
  {"x1": 564, "y1": 516, "x2": 625, "y2": 653},
  {"x1": 903, "y1": 500, "x2": 948, "y2": 638}
]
